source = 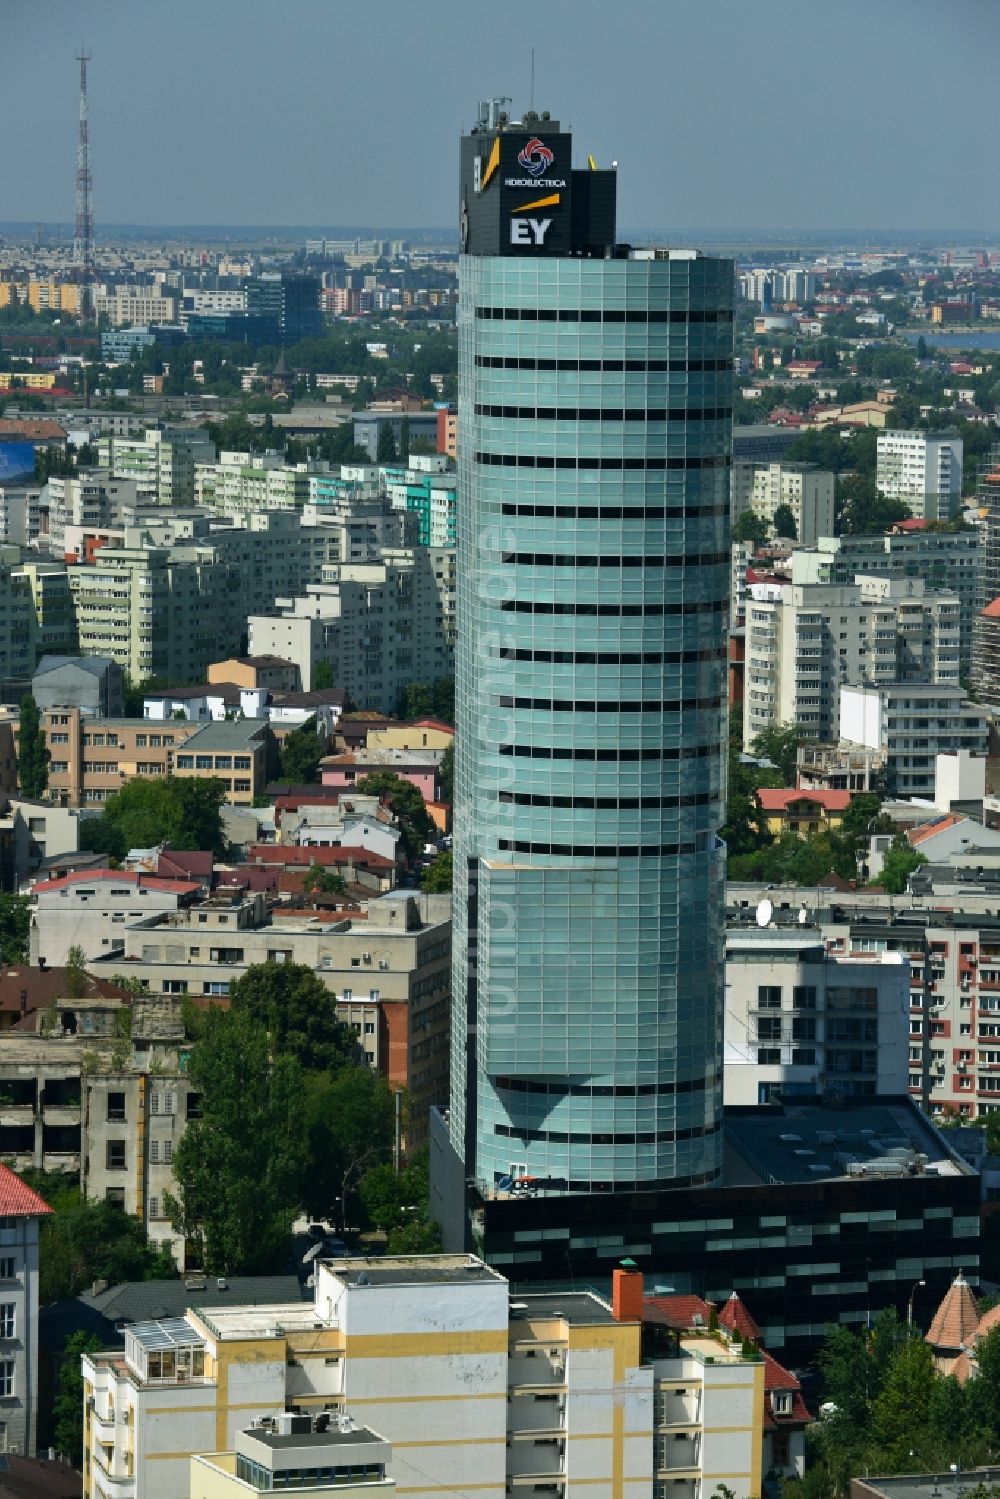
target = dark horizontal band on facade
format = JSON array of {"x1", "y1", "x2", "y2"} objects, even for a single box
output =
[
  {"x1": 493, "y1": 1119, "x2": 722, "y2": 1146},
  {"x1": 499, "y1": 744, "x2": 718, "y2": 762},
  {"x1": 500, "y1": 551, "x2": 729, "y2": 569},
  {"x1": 476, "y1": 452, "x2": 730, "y2": 471},
  {"x1": 501, "y1": 599, "x2": 726, "y2": 617},
  {"x1": 476, "y1": 403, "x2": 733, "y2": 422},
  {"x1": 497, "y1": 647, "x2": 727, "y2": 666},
  {"x1": 496, "y1": 838, "x2": 701, "y2": 857},
  {"x1": 493, "y1": 1074, "x2": 717, "y2": 1098},
  {"x1": 499, "y1": 503, "x2": 728, "y2": 519},
  {"x1": 498, "y1": 790, "x2": 715, "y2": 810},
  {"x1": 476, "y1": 355, "x2": 734, "y2": 372},
  {"x1": 475, "y1": 306, "x2": 734, "y2": 324},
  {"x1": 497, "y1": 694, "x2": 720, "y2": 713}
]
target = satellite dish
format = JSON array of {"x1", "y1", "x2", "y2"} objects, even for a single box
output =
[
  {"x1": 798, "y1": 907, "x2": 808, "y2": 925},
  {"x1": 756, "y1": 898, "x2": 773, "y2": 928}
]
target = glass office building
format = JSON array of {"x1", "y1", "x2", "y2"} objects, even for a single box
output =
[{"x1": 449, "y1": 105, "x2": 734, "y2": 1196}]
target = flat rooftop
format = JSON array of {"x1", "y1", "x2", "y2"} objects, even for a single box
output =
[
  {"x1": 326, "y1": 1254, "x2": 506, "y2": 1289},
  {"x1": 855, "y1": 1472, "x2": 1000, "y2": 1499},
  {"x1": 512, "y1": 1292, "x2": 614, "y2": 1326},
  {"x1": 193, "y1": 1302, "x2": 325, "y2": 1340},
  {"x1": 724, "y1": 1099, "x2": 970, "y2": 1187},
  {"x1": 246, "y1": 1428, "x2": 382, "y2": 1450}
]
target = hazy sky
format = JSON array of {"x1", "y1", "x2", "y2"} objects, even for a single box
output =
[{"x1": 2, "y1": 0, "x2": 996, "y2": 233}]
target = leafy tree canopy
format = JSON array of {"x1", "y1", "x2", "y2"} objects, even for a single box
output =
[
  {"x1": 279, "y1": 716, "x2": 323, "y2": 784},
  {"x1": 356, "y1": 771, "x2": 434, "y2": 860},
  {"x1": 0, "y1": 894, "x2": 30, "y2": 963},
  {"x1": 732, "y1": 510, "x2": 769, "y2": 547},
  {"x1": 78, "y1": 776, "x2": 227, "y2": 861},
  {"x1": 228, "y1": 961, "x2": 355, "y2": 1074},
  {"x1": 420, "y1": 849, "x2": 452, "y2": 892},
  {"x1": 772, "y1": 502, "x2": 798, "y2": 540},
  {"x1": 18, "y1": 694, "x2": 49, "y2": 798}
]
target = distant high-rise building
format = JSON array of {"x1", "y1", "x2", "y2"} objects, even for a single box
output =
[
  {"x1": 444, "y1": 101, "x2": 733, "y2": 1208},
  {"x1": 246, "y1": 271, "x2": 322, "y2": 343},
  {"x1": 876, "y1": 429, "x2": 963, "y2": 522}
]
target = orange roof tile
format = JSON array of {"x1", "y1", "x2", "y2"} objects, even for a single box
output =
[
  {"x1": 0, "y1": 1164, "x2": 53, "y2": 1217},
  {"x1": 926, "y1": 1272, "x2": 979, "y2": 1352},
  {"x1": 756, "y1": 788, "x2": 851, "y2": 813},
  {"x1": 982, "y1": 598, "x2": 1000, "y2": 620},
  {"x1": 908, "y1": 814, "x2": 966, "y2": 847},
  {"x1": 719, "y1": 1291, "x2": 762, "y2": 1343}
]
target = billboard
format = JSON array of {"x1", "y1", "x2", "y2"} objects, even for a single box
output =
[
  {"x1": 461, "y1": 127, "x2": 573, "y2": 258},
  {"x1": 0, "y1": 443, "x2": 35, "y2": 483}
]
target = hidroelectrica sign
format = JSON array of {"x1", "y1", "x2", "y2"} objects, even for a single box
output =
[{"x1": 462, "y1": 127, "x2": 574, "y2": 256}]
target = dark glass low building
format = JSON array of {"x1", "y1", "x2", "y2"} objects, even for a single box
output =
[{"x1": 431, "y1": 1095, "x2": 981, "y2": 1363}]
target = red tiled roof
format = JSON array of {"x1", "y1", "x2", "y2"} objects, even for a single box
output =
[
  {"x1": 908, "y1": 813, "x2": 966, "y2": 848},
  {"x1": 982, "y1": 598, "x2": 1000, "y2": 620},
  {"x1": 756, "y1": 788, "x2": 851, "y2": 813},
  {"x1": 156, "y1": 850, "x2": 214, "y2": 879},
  {"x1": 761, "y1": 1352, "x2": 812, "y2": 1428},
  {"x1": 642, "y1": 1294, "x2": 715, "y2": 1330},
  {"x1": 926, "y1": 1272, "x2": 979, "y2": 1352},
  {"x1": 0, "y1": 1163, "x2": 52, "y2": 1217},
  {"x1": 408, "y1": 719, "x2": 455, "y2": 734},
  {"x1": 247, "y1": 844, "x2": 394, "y2": 870},
  {"x1": 892, "y1": 518, "x2": 929, "y2": 531},
  {"x1": 718, "y1": 1291, "x2": 762, "y2": 1342},
  {"x1": 33, "y1": 870, "x2": 201, "y2": 896},
  {"x1": 0, "y1": 966, "x2": 132, "y2": 1014}
]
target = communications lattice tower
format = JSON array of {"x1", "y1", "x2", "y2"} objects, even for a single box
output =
[{"x1": 73, "y1": 51, "x2": 94, "y2": 317}]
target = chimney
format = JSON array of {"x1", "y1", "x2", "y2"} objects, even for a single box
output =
[{"x1": 612, "y1": 1264, "x2": 644, "y2": 1322}]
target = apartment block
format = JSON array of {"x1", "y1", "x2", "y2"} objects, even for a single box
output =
[
  {"x1": 840, "y1": 684, "x2": 989, "y2": 798},
  {"x1": 97, "y1": 429, "x2": 216, "y2": 505},
  {"x1": 41, "y1": 709, "x2": 204, "y2": 807},
  {"x1": 194, "y1": 452, "x2": 321, "y2": 518},
  {"x1": 190, "y1": 1417, "x2": 395, "y2": 1499},
  {"x1": 724, "y1": 921, "x2": 909, "y2": 1106},
  {"x1": 92, "y1": 290, "x2": 180, "y2": 327},
  {"x1": 30, "y1": 868, "x2": 202, "y2": 964},
  {"x1": 731, "y1": 461, "x2": 835, "y2": 544},
  {"x1": 15, "y1": 566, "x2": 77, "y2": 659},
  {"x1": 247, "y1": 551, "x2": 455, "y2": 707},
  {"x1": 0, "y1": 1167, "x2": 50, "y2": 1457},
  {"x1": 876, "y1": 430, "x2": 963, "y2": 522},
  {"x1": 792, "y1": 531, "x2": 982, "y2": 672},
  {"x1": 0, "y1": 550, "x2": 36, "y2": 684},
  {"x1": 46, "y1": 471, "x2": 139, "y2": 559},
  {"x1": 383, "y1": 460, "x2": 457, "y2": 548},
  {"x1": 81, "y1": 1255, "x2": 764, "y2": 1499},
  {"x1": 744, "y1": 576, "x2": 962, "y2": 750},
  {"x1": 173, "y1": 718, "x2": 276, "y2": 804}
]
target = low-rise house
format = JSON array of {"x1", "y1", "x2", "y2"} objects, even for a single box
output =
[
  {"x1": 320, "y1": 747, "x2": 442, "y2": 803},
  {"x1": 173, "y1": 719, "x2": 277, "y2": 805},
  {"x1": 754, "y1": 787, "x2": 851, "y2": 838},
  {"x1": 245, "y1": 843, "x2": 396, "y2": 892}
]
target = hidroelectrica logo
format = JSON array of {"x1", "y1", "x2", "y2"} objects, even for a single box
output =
[{"x1": 517, "y1": 137, "x2": 554, "y2": 177}]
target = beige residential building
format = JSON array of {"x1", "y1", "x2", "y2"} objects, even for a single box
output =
[
  {"x1": 732, "y1": 461, "x2": 835, "y2": 544},
  {"x1": 40, "y1": 711, "x2": 203, "y2": 807},
  {"x1": 247, "y1": 551, "x2": 455, "y2": 707},
  {"x1": 744, "y1": 575, "x2": 963, "y2": 750},
  {"x1": 97, "y1": 429, "x2": 215, "y2": 505},
  {"x1": 92, "y1": 291, "x2": 180, "y2": 327},
  {"x1": 81, "y1": 1257, "x2": 764, "y2": 1499}
]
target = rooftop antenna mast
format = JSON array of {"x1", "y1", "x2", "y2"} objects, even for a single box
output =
[
  {"x1": 530, "y1": 49, "x2": 535, "y2": 112},
  {"x1": 73, "y1": 49, "x2": 94, "y2": 320}
]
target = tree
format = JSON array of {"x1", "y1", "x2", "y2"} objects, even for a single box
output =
[
  {"x1": 772, "y1": 503, "x2": 798, "y2": 540},
  {"x1": 53, "y1": 1330, "x2": 102, "y2": 1465},
  {"x1": 301, "y1": 1066, "x2": 395, "y2": 1227},
  {"x1": 313, "y1": 660, "x2": 334, "y2": 690},
  {"x1": 0, "y1": 894, "x2": 30, "y2": 963},
  {"x1": 750, "y1": 722, "x2": 803, "y2": 783},
  {"x1": 401, "y1": 682, "x2": 434, "y2": 719},
  {"x1": 167, "y1": 1008, "x2": 306, "y2": 1273},
  {"x1": 917, "y1": 335, "x2": 928, "y2": 360},
  {"x1": 17, "y1": 694, "x2": 49, "y2": 798},
  {"x1": 869, "y1": 1336, "x2": 938, "y2": 1469},
  {"x1": 421, "y1": 850, "x2": 452, "y2": 892},
  {"x1": 438, "y1": 741, "x2": 454, "y2": 803},
  {"x1": 279, "y1": 716, "x2": 323, "y2": 784},
  {"x1": 303, "y1": 863, "x2": 348, "y2": 896},
  {"x1": 376, "y1": 422, "x2": 398, "y2": 462},
  {"x1": 431, "y1": 676, "x2": 455, "y2": 725},
  {"x1": 21, "y1": 1170, "x2": 176, "y2": 1303},
  {"x1": 876, "y1": 836, "x2": 927, "y2": 894},
  {"x1": 78, "y1": 776, "x2": 227, "y2": 861},
  {"x1": 732, "y1": 511, "x2": 769, "y2": 547},
  {"x1": 64, "y1": 945, "x2": 88, "y2": 1000},
  {"x1": 229, "y1": 961, "x2": 355, "y2": 1074},
  {"x1": 837, "y1": 474, "x2": 911, "y2": 536},
  {"x1": 356, "y1": 771, "x2": 434, "y2": 860},
  {"x1": 398, "y1": 415, "x2": 410, "y2": 463}
]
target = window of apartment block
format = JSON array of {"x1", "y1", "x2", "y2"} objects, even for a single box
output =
[
  {"x1": 0, "y1": 1361, "x2": 14, "y2": 1398},
  {"x1": 106, "y1": 1187, "x2": 125, "y2": 1208},
  {"x1": 758, "y1": 1048, "x2": 781, "y2": 1065},
  {"x1": 107, "y1": 1092, "x2": 126, "y2": 1122},
  {"x1": 148, "y1": 1197, "x2": 160, "y2": 1219},
  {"x1": 757, "y1": 1018, "x2": 782, "y2": 1041},
  {"x1": 793, "y1": 986, "x2": 817, "y2": 1010},
  {"x1": 186, "y1": 1094, "x2": 203, "y2": 1120},
  {"x1": 0, "y1": 1305, "x2": 15, "y2": 1339},
  {"x1": 757, "y1": 986, "x2": 782, "y2": 1009},
  {"x1": 0, "y1": 1261, "x2": 15, "y2": 1282},
  {"x1": 106, "y1": 1141, "x2": 126, "y2": 1170}
]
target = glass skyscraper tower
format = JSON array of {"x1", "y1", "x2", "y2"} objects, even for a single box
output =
[{"x1": 449, "y1": 102, "x2": 733, "y2": 1198}]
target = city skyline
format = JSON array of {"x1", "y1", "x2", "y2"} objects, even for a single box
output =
[{"x1": 2, "y1": 0, "x2": 997, "y2": 233}]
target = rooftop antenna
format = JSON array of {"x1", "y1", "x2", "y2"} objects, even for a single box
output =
[{"x1": 530, "y1": 48, "x2": 535, "y2": 112}]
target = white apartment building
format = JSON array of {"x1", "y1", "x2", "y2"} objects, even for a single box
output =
[
  {"x1": 0, "y1": 484, "x2": 43, "y2": 549},
  {"x1": 791, "y1": 531, "x2": 982, "y2": 671},
  {"x1": 728, "y1": 883, "x2": 1000, "y2": 1122},
  {"x1": 724, "y1": 922, "x2": 909, "y2": 1106},
  {"x1": 248, "y1": 551, "x2": 455, "y2": 707},
  {"x1": 45, "y1": 471, "x2": 139, "y2": 558},
  {"x1": 97, "y1": 429, "x2": 216, "y2": 505},
  {"x1": 195, "y1": 451, "x2": 319, "y2": 517},
  {"x1": 732, "y1": 461, "x2": 835, "y2": 544},
  {"x1": 743, "y1": 576, "x2": 962, "y2": 750},
  {"x1": 29, "y1": 868, "x2": 202, "y2": 966},
  {"x1": 876, "y1": 430, "x2": 963, "y2": 522},
  {"x1": 81, "y1": 1256, "x2": 765, "y2": 1499},
  {"x1": 839, "y1": 683, "x2": 989, "y2": 798},
  {"x1": 179, "y1": 288, "x2": 247, "y2": 322}
]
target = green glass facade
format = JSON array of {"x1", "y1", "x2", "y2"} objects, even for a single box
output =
[{"x1": 451, "y1": 249, "x2": 734, "y2": 1194}]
